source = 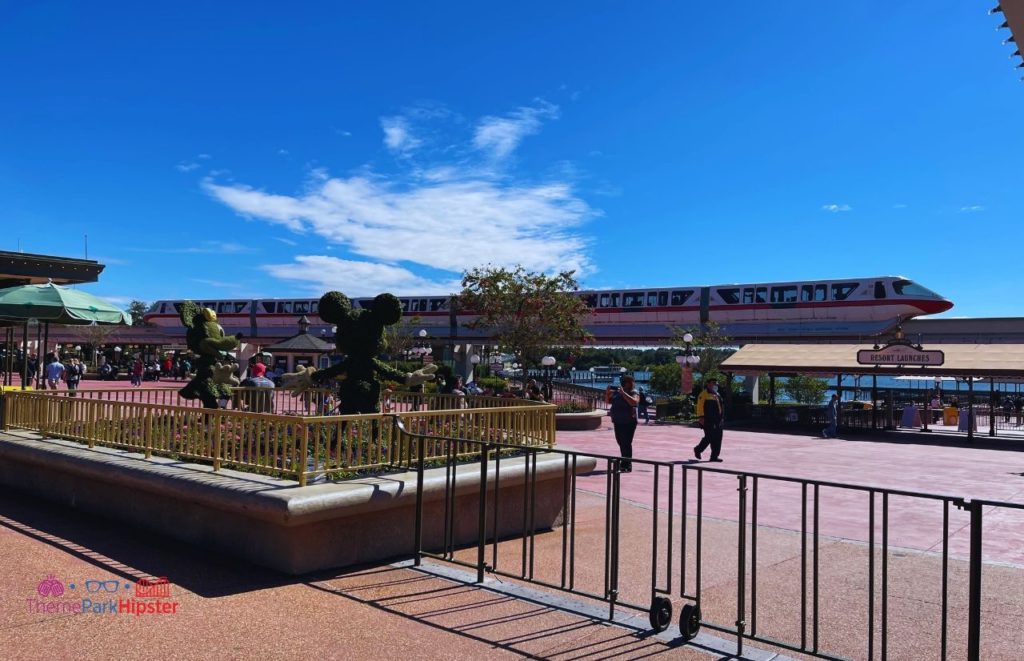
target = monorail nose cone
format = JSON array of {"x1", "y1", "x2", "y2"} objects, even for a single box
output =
[{"x1": 922, "y1": 299, "x2": 954, "y2": 314}]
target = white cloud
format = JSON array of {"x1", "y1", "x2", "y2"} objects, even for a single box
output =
[
  {"x1": 893, "y1": 203, "x2": 908, "y2": 209},
  {"x1": 263, "y1": 255, "x2": 462, "y2": 296},
  {"x1": 959, "y1": 205, "x2": 985, "y2": 213},
  {"x1": 380, "y1": 116, "x2": 421, "y2": 153},
  {"x1": 204, "y1": 100, "x2": 598, "y2": 293},
  {"x1": 197, "y1": 153, "x2": 212, "y2": 160},
  {"x1": 205, "y1": 173, "x2": 593, "y2": 280},
  {"x1": 192, "y1": 278, "x2": 242, "y2": 289},
  {"x1": 176, "y1": 162, "x2": 200, "y2": 172},
  {"x1": 130, "y1": 240, "x2": 253, "y2": 254},
  {"x1": 473, "y1": 101, "x2": 559, "y2": 159},
  {"x1": 274, "y1": 237, "x2": 298, "y2": 246},
  {"x1": 821, "y1": 203, "x2": 852, "y2": 213},
  {"x1": 277, "y1": 148, "x2": 289, "y2": 156}
]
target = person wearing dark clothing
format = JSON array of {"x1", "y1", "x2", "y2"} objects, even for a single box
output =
[
  {"x1": 637, "y1": 388, "x2": 650, "y2": 424},
  {"x1": 822, "y1": 394, "x2": 839, "y2": 438},
  {"x1": 609, "y1": 375, "x2": 640, "y2": 472},
  {"x1": 693, "y1": 379, "x2": 726, "y2": 461},
  {"x1": 26, "y1": 355, "x2": 38, "y2": 387},
  {"x1": 65, "y1": 358, "x2": 84, "y2": 395}
]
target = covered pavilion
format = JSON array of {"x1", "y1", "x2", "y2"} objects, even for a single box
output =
[{"x1": 720, "y1": 343, "x2": 1024, "y2": 440}]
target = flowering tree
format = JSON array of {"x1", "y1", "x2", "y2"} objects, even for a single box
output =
[{"x1": 458, "y1": 266, "x2": 592, "y2": 382}]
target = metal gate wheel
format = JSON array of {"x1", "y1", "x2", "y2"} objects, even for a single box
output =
[
  {"x1": 648, "y1": 596, "x2": 672, "y2": 632},
  {"x1": 679, "y1": 603, "x2": 701, "y2": 641}
]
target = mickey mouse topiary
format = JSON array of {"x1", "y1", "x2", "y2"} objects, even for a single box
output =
[
  {"x1": 177, "y1": 301, "x2": 241, "y2": 409},
  {"x1": 281, "y1": 291, "x2": 436, "y2": 414}
]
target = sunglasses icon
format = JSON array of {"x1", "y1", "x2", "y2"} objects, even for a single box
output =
[{"x1": 84, "y1": 580, "x2": 121, "y2": 593}]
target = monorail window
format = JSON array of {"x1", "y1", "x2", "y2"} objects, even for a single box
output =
[
  {"x1": 430, "y1": 298, "x2": 447, "y2": 312},
  {"x1": 598, "y1": 293, "x2": 620, "y2": 307},
  {"x1": 831, "y1": 283, "x2": 857, "y2": 301},
  {"x1": 718, "y1": 288, "x2": 740, "y2": 304},
  {"x1": 310, "y1": 301, "x2": 319, "y2": 313},
  {"x1": 802, "y1": 285, "x2": 830, "y2": 302},
  {"x1": 582, "y1": 294, "x2": 598, "y2": 308},
  {"x1": 235, "y1": 302, "x2": 247, "y2": 313},
  {"x1": 771, "y1": 286, "x2": 798, "y2": 303},
  {"x1": 261, "y1": 302, "x2": 276, "y2": 313},
  {"x1": 892, "y1": 279, "x2": 940, "y2": 298},
  {"x1": 646, "y1": 292, "x2": 664, "y2": 307},
  {"x1": 755, "y1": 287, "x2": 767, "y2": 303},
  {"x1": 217, "y1": 302, "x2": 232, "y2": 313},
  {"x1": 742, "y1": 288, "x2": 754, "y2": 304},
  {"x1": 670, "y1": 290, "x2": 692, "y2": 305},
  {"x1": 400, "y1": 299, "x2": 410, "y2": 312},
  {"x1": 294, "y1": 301, "x2": 309, "y2": 314},
  {"x1": 173, "y1": 303, "x2": 183, "y2": 314},
  {"x1": 278, "y1": 302, "x2": 292, "y2": 314},
  {"x1": 874, "y1": 281, "x2": 886, "y2": 299},
  {"x1": 623, "y1": 293, "x2": 644, "y2": 308}
]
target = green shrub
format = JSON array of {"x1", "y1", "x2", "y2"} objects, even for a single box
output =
[
  {"x1": 555, "y1": 401, "x2": 594, "y2": 414},
  {"x1": 477, "y1": 376, "x2": 508, "y2": 393}
]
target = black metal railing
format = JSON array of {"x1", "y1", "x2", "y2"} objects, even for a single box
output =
[{"x1": 397, "y1": 417, "x2": 1021, "y2": 660}]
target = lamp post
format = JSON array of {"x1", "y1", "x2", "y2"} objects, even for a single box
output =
[
  {"x1": 676, "y1": 332, "x2": 699, "y2": 397},
  {"x1": 469, "y1": 352, "x2": 481, "y2": 384},
  {"x1": 541, "y1": 355, "x2": 556, "y2": 401}
]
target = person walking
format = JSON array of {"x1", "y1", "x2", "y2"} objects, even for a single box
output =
[
  {"x1": 610, "y1": 375, "x2": 640, "y2": 472},
  {"x1": 693, "y1": 378, "x2": 726, "y2": 462},
  {"x1": 822, "y1": 393, "x2": 839, "y2": 438},
  {"x1": 65, "y1": 357, "x2": 84, "y2": 395},
  {"x1": 131, "y1": 357, "x2": 144, "y2": 387},
  {"x1": 637, "y1": 387, "x2": 651, "y2": 424},
  {"x1": 45, "y1": 356, "x2": 65, "y2": 390}
]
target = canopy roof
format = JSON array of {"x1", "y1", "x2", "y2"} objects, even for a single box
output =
[
  {"x1": 0, "y1": 282, "x2": 131, "y2": 325},
  {"x1": 995, "y1": 2, "x2": 1024, "y2": 78},
  {"x1": 720, "y1": 344, "x2": 1024, "y2": 378},
  {"x1": 263, "y1": 332, "x2": 334, "y2": 354}
]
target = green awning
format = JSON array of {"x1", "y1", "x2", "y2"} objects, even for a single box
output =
[{"x1": 0, "y1": 282, "x2": 132, "y2": 326}]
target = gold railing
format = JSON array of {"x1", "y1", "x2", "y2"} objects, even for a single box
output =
[
  {"x1": 1, "y1": 390, "x2": 555, "y2": 485},
  {"x1": 30, "y1": 387, "x2": 541, "y2": 417},
  {"x1": 27, "y1": 386, "x2": 335, "y2": 415}
]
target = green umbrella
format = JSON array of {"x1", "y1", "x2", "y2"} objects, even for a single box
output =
[{"x1": 0, "y1": 282, "x2": 132, "y2": 325}]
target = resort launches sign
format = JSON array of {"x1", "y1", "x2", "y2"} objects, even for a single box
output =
[{"x1": 857, "y1": 344, "x2": 945, "y2": 366}]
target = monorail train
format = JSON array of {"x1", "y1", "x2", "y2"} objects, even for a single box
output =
[{"x1": 142, "y1": 276, "x2": 952, "y2": 343}]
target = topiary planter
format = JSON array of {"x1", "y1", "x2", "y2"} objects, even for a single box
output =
[{"x1": 555, "y1": 410, "x2": 605, "y2": 431}]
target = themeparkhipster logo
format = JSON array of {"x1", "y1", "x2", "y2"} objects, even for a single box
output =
[{"x1": 28, "y1": 574, "x2": 180, "y2": 616}]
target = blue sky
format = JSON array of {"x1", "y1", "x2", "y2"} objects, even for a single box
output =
[{"x1": 1, "y1": 1, "x2": 1021, "y2": 317}]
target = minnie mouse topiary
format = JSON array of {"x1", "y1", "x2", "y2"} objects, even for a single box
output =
[{"x1": 177, "y1": 301, "x2": 241, "y2": 408}]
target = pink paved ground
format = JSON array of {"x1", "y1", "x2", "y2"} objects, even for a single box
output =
[
  {"x1": 556, "y1": 420, "x2": 1024, "y2": 565},
  {"x1": 0, "y1": 486, "x2": 721, "y2": 661}
]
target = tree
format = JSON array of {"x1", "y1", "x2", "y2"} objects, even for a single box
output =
[
  {"x1": 670, "y1": 320, "x2": 735, "y2": 385},
  {"x1": 127, "y1": 300, "x2": 150, "y2": 327},
  {"x1": 383, "y1": 315, "x2": 423, "y2": 366},
  {"x1": 71, "y1": 323, "x2": 122, "y2": 368},
  {"x1": 649, "y1": 363, "x2": 682, "y2": 396},
  {"x1": 780, "y1": 374, "x2": 829, "y2": 404},
  {"x1": 458, "y1": 266, "x2": 593, "y2": 381}
]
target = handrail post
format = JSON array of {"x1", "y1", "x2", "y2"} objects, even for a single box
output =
[
  {"x1": 967, "y1": 500, "x2": 983, "y2": 661},
  {"x1": 211, "y1": 411, "x2": 222, "y2": 472},
  {"x1": 297, "y1": 420, "x2": 310, "y2": 486},
  {"x1": 413, "y1": 431, "x2": 426, "y2": 566},
  {"x1": 476, "y1": 442, "x2": 490, "y2": 583},
  {"x1": 144, "y1": 408, "x2": 153, "y2": 459}
]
